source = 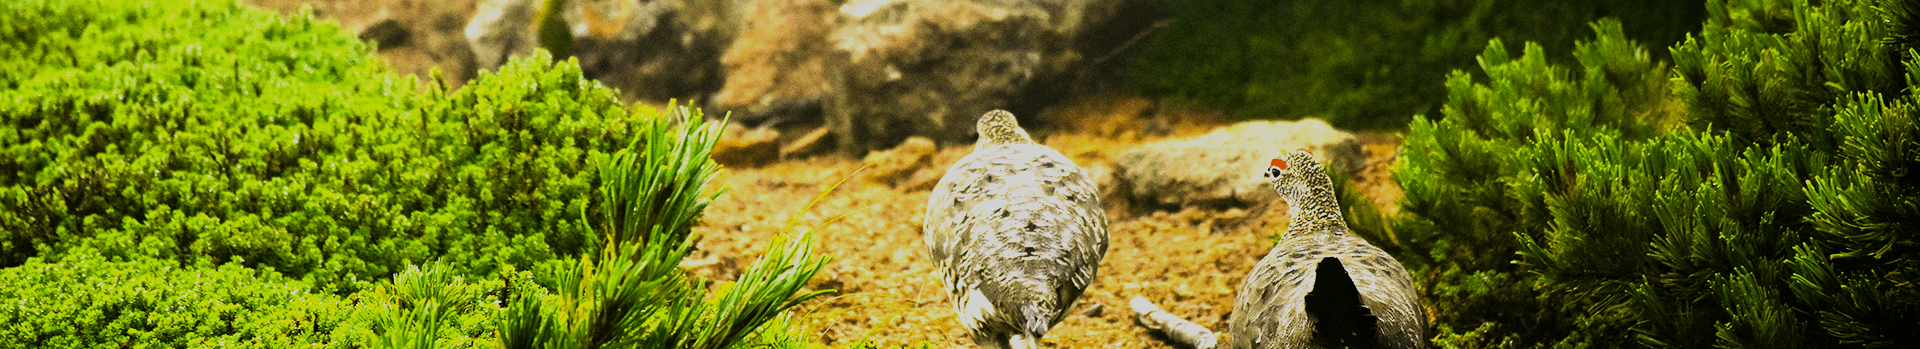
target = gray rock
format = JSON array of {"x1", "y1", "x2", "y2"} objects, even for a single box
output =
[
  {"x1": 778, "y1": 126, "x2": 835, "y2": 159},
  {"x1": 465, "y1": 0, "x2": 541, "y2": 71},
  {"x1": 463, "y1": 0, "x2": 1137, "y2": 154},
  {"x1": 860, "y1": 136, "x2": 937, "y2": 185},
  {"x1": 713, "y1": 123, "x2": 781, "y2": 168},
  {"x1": 467, "y1": 0, "x2": 740, "y2": 102},
  {"x1": 711, "y1": 0, "x2": 840, "y2": 125},
  {"x1": 1113, "y1": 119, "x2": 1365, "y2": 208},
  {"x1": 356, "y1": 14, "x2": 410, "y2": 50},
  {"x1": 819, "y1": 0, "x2": 1125, "y2": 153},
  {"x1": 565, "y1": 0, "x2": 740, "y2": 102}
]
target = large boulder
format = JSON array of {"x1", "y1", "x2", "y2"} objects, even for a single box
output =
[
  {"x1": 466, "y1": 0, "x2": 1144, "y2": 154},
  {"x1": 710, "y1": 0, "x2": 840, "y2": 125},
  {"x1": 565, "y1": 0, "x2": 740, "y2": 102},
  {"x1": 468, "y1": 0, "x2": 740, "y2": 102},
  {"x1": 821, "y1": 0, "x2": 1125, "y2": 153},
  {"x1": 1113, "y1": 119, "x2": 1366, "y2": 208},
  {"x1": 467, "y1": 0, "x2": 1142, "y2": 153}
]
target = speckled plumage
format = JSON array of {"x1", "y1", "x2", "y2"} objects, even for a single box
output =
[
  {"x1": 923, "y1": 110, "x2": 1109, "y2": 349},
  {"x1": 1230, "y1": 150, "x2": 1427, "y2": 349}
]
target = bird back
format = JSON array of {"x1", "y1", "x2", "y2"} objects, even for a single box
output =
[
  {"x1": 1231, "y1": 231, "x2": 1425, "y2": 349},
  {"x1": 923, "y1": 110, "x2": 1109, "y2": 348}
]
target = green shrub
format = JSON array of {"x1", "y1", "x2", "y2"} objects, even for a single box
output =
[
  {"x1": 0, "y1": 254, "x2": 355, "y2": 348},
  {"x1": 0, "y1": 0, "x2": 644, "y2": 293},
  {"x1": 355, "y1": 263, "x2": 510, "y2": 349},
  {"x1": 2, "y1": 0, "x2": 831, "y2": 347},
  {"x1": 1396, "y1": 0, "x2": 1919, "y2": 347},
  {"x1": 0, "y1": 258, "x2": 524, "y2": 349},
  {"x1": 497, "y1": 109, "x2": 831, "y2": 349},
  {"x1": 1127, "y1": 0, "x2": 1705, "y2": 129}
]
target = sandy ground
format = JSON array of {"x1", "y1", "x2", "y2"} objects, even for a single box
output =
[{"x1": 689, "y1": 95, "x2": 1405, "y2": 348}]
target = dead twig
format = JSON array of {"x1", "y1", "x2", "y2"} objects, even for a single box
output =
[{"x1": 1130, "y1": 297, "x2": 1217, "y2": 349}]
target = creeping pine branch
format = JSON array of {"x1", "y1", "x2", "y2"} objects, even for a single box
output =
[{"x1": 1131, "y1": 297, "x2": 1217, "y2": 349}]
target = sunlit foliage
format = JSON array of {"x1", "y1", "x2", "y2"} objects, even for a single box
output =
[{"x1": 1392, "y1": 1, "x2": 1920, "y2": 347}]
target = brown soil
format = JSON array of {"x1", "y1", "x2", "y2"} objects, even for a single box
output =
[{"x1": 692, "y1": 94, "x2": 1405, "y2": 348}]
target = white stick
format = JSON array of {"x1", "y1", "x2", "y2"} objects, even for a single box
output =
[{"x1": 1130, "y1": 297, "x2": 1218, "y2": 349}]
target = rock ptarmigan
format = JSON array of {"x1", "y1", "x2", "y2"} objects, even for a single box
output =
[
  {"x1": 923, "y1": 110, "x2": 1109, "y2": 349},
  {"x1": 1230, "y1": 149, "x2": 1427, "y2": 349}
]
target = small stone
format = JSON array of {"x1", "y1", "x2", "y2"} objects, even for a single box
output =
[
  {"x1": 860, "y1": 136, "x2": 936, "y2": 184},
  {"x1": 899, "y1": 168, "x2": 943, "y2": 192},
  {"x1": 1081, "y1": 302, "x2": 1105, "y2": 317},
  {"x1": 713, "y1": 124, "x2": 780, "y2": 167},
  {"x1": 1220, "y1": 208, "x2": 1248, "y2": 221},
  {"x1": 779, "y1": 126, "x2": 834, "y2": 159},
  {"x1": 1173, "y1": 283, "x2": 1198, "y2": 300}
]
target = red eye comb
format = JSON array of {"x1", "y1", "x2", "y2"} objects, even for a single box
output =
[{"x1": 1271, "y1": 158, "x2": 1288, "y2": 170}]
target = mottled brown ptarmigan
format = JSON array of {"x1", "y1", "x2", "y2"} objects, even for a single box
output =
[
  {"x1": 1229, "y1": 149, "x2": 1427, "y2": 349},
  {"x1": 923, "y1": 110, "x2": 1109, "y2": 349}
]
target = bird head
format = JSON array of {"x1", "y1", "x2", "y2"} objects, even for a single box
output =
[
  {"x1": 1264, "y1": 148, "x2": 1325, "y2": 204},
  {"x1": 976, "y1": 109, "x2": 1033, "y2": 148}
]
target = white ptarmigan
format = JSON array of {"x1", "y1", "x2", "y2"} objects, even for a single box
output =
[
  {"x1": 1230, "y1": 149, "x2": 1427, "y2": 349},
  {"x1": 923, "y1": 110, "x2": 1109, "y2": 349}
]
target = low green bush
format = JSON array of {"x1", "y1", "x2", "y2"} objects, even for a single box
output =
[
  {"x1": 0, "y1": 0, "x2": 643, "y2": 293},
  {"x1": 1395, "y1": 0, "x2": 1919, "y2": 347},
  {"x1": 1, "y1": 0, "x2": 833, "y2": 347},
  {"x1": 357, "y1": 263, "x2": 511, "y2": 349},
  {"x1": 0, "y1": 254, "x2": 354, "y2": 348}
]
